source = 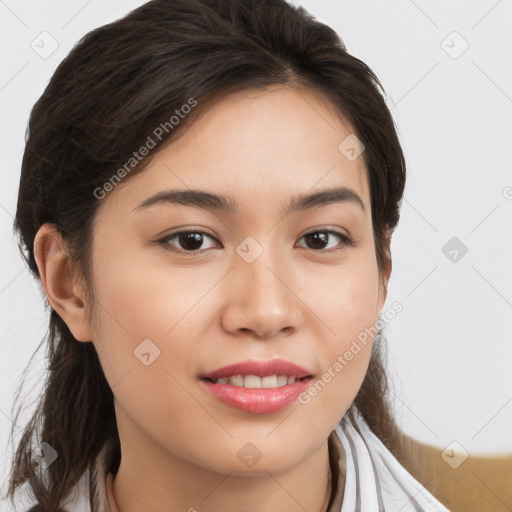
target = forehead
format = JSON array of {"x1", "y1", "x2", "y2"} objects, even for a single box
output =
[{"x1": 98, "y1": 85, "x2": 370, "y2": 218}]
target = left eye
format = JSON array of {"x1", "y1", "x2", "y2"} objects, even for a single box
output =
[
  {"x1": 158, "y1": 229, "x2": 354, "y2": 254},
  {"x1": 297, "y1": 230, "x2": 354, "y2": 251}
]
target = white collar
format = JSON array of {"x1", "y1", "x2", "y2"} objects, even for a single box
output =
[{"x1": 335, "y1": 407, "x2": 450, "y2": 511}]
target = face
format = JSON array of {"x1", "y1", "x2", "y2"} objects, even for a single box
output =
[{"x1": 85, "y1": 85, "x2": 389, "y2": 475}]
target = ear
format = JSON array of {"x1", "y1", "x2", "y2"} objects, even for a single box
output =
[
  {"x1": 33, "y1": 223, "x2": 93, "y2": 342},
  {"x1": 377, "y1": 227, "x2": 393, "y2": 313}
]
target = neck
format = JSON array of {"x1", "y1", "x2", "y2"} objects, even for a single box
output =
[{"x1": 110, "y1": 416, "x2": 334, "y2": 512}]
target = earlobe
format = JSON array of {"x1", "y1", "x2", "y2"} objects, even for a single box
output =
[{"x1": 33, "y1": 223, "x2": 93, "y2": 342}]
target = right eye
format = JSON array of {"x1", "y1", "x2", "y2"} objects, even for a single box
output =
[{"x1": 157, "y1": 230, "x2": 221, "y2": 255}]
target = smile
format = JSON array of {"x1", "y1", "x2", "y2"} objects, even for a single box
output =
[{"x1": 207, "y1": 374, "x2": 308, "y2": 388}]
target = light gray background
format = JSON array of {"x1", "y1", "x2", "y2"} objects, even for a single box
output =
[{"x1": 1, "y1": 0, "x2": 511, "y2": 507}]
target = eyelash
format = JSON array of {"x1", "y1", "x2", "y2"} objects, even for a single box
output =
[{"x1": 156, "y1": 229, "x2": 355, "y2": 256}]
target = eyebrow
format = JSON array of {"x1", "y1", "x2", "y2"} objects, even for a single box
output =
[{"x1": 135, "y1": 186, "x2": 365, "y2": 215}]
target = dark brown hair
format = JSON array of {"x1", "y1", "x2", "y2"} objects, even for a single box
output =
[{"x1": 5, "y1": 0, "x2": 406, "y2": 510}]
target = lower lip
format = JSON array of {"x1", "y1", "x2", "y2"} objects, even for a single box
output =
[{"x1": 200, "y1": 378, "x2": 312, "y2": 414}]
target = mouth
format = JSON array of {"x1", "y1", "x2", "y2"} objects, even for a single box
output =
[
  {"x1": 201, "y1": 374, "x2": 312, "y2": 388},
  {"x1": 200, "y1": 357, "x2": 313, "y2": 382},
  {"x1": 199, "y1": 358, "x2": 314, "y2": 414}
]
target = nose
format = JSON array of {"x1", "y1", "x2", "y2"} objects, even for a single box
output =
[{"x1": 220, "y1": 244, "x2": 304, "y2": 340}]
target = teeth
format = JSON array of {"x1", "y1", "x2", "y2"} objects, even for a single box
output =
[
  {"x1": 229, "y1": 375, "x2": 244, "y2": 386},
  {"x1": 261, "y1": 375, "x2": 278, "y2": 388},
  {"x1": 212, "y1": 374, "x2": 300, "y2": 388},
  {"x1": 276, "y1": 375, "x2": 288, "y2": 386},
  {"x1": 243, "y1": 375, "x2": 260, "y2": 388}
]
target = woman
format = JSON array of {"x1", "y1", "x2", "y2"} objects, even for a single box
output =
[{"x1": 5, "y1": 0, "x2": 450, "y2": 510}]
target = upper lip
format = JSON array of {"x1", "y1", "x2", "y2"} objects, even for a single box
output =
[{"x1": 200, "y1": 358, "x2": 313, "y2": 380}]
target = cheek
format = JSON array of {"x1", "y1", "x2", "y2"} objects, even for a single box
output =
[
  {"x1": 300, "y1": 247, "x2": 381, "y2": 340},
  {"x1": 298, "y1": 350, "x2": 372, "y2": 433},
  {"x1": 89, "y1": 246, "x2": 206, "y2": 341},
  {"x1": 295, "y1": 251, "x2": 380, "y2": 420},
  {"x1": 297, "y1": 307, "x2": 375, "y2": 434},
  {"x1": 87, "y1": 256, "x2": 207, "y2": 450},
  {"x1": 87, "y1": 246, "x2": 219, "y2": 397}
]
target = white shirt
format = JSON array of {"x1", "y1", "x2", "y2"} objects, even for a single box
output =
[{"x1": 49, "y1": 407, "x2": 450, "y2": 512}]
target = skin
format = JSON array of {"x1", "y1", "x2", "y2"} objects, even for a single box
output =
[{"x1": 34, "y1": 84, "x2": 391, "y2": 512}]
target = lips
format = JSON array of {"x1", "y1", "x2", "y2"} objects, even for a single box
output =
[
  {"x1": 200, "y1": 379, "x2": 312, "y2": 414},
  {"x1": 199, "y1": 358, "x2": 314, "y2": 414},
  {"x1": 200, "y1": 358, "x2": 313, "y2": 381}
]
